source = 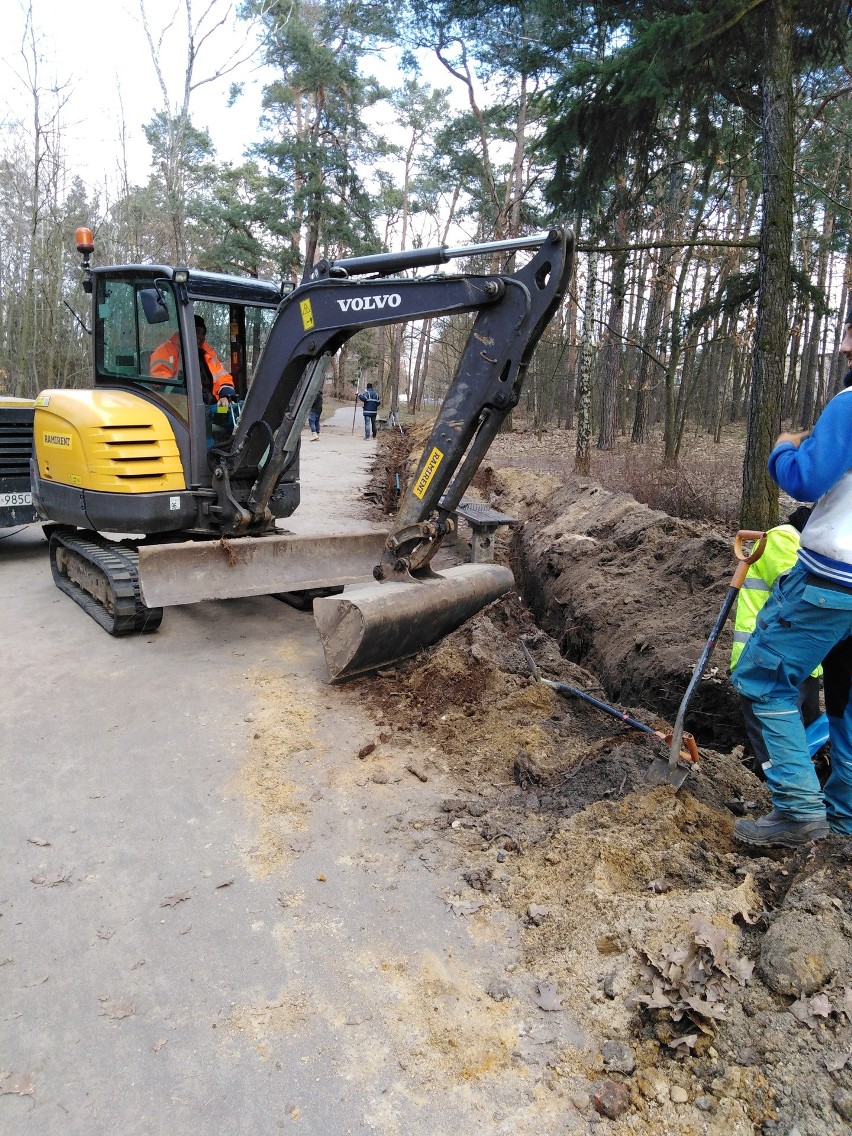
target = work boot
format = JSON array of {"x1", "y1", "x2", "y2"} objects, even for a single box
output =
[{"x1": 733, "y1": 808, "x2": 829, "y2": 849}]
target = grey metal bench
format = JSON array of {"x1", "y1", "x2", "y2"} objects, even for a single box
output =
[{"x1": 454, "y1": 500, "x2": 519, "y2": 563}]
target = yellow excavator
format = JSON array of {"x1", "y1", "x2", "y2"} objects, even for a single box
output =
[{"x1": 31, "y1": 226, "x2": 573, "y2": 678}]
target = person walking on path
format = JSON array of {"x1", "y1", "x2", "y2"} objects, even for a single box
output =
[
  {"x1": 731, "y1": 311, "x2": 852, "y2": 847},
  {"x1": 308, "y1": 389, "x2": 323, "y2": 440},
  {"x1": 357, "y1": 382, "x2": 381, "y2": 438}
]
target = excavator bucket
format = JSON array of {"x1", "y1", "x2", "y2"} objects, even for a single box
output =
[{"x1": 313, "y1": 563, "x2": 514, "y2": 681}]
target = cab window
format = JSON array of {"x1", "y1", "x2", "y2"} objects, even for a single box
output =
[{"x1": 96, "y1": 275, "x2": 187, "y2": 421}]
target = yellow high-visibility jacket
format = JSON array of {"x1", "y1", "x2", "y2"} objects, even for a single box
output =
[{"x1": 731, "y1": 523, "x2": 821, "y2": 677}]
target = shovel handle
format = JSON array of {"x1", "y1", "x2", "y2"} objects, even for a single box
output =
[
  {"x1": 667, "y1": 529, "x2": 766, "y2": 769},
  {"x1": 731, "y1": 530, "x2": 767, "y2": 589}
]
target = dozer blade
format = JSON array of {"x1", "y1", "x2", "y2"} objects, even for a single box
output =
[
  {"x1": 137, "y1": 530, "x2": 388, "y2": 608},
  {"x1": 313, "y1": 562, "x2": 514, "y2": 681}
]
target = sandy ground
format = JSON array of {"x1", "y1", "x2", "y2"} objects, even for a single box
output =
[
  {"x1": 3, "y1": 413, "x2": 851, "y2": 1136},
  {"x1": 0, "y1": 412, "x2": 542, "y2": 1136}
]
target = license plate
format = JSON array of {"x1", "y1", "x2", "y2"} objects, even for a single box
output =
[{"x1": 0, "y1": 492, "x2": 32, "y2": 507}]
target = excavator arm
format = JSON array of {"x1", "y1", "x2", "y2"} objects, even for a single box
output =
[{"x1": 211, "y1": 229, "x2": 573, "y2": 562}]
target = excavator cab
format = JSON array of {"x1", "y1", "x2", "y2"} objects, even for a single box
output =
[{"x1": 32, "y1": 264, "x2": 293, "y2": 537}]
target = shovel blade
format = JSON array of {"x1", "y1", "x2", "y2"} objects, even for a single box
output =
[
  {"x1": 646, "y1": 755, "x2": 694, "y2": 789},
  {"x1": 314, "y1": 562, "x2": 514, "y2": 681}
]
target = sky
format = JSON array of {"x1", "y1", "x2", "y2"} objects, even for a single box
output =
[
  {"x1": 2, "y1": 0, "x2": 459, "y2": 199},
  {"x1": 2, "y1": 0, "x2": 278, "y2": 190}
]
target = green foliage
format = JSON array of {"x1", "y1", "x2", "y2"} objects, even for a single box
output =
[
  {"x1": 246, "y1": 0, "x2": 397, "y2": 267},
  {"x1": 537, "y1": 0, "x2": 849, "y2": 214}
]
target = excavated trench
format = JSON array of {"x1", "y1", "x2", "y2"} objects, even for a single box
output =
[{"x1": 362, "y1": 425, "x2": 852, "y2": 1136}]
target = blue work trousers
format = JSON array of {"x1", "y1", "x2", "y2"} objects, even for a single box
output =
[
  {"x1": 364, "y1": 412, "x2": 377, "y2": 438},
  {"x1": 731, "y1": 559, "x2": 852, "y2": 832},
  {"x1": 308, "y1": 410, "x2": 321, "y2": 434}
]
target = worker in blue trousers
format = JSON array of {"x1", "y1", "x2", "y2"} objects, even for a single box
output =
[{"x1": 731, "y1": 310, "x2": 852, "y2": 847}]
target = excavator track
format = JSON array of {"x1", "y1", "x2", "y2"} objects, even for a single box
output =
[{"x1": 49, "y1": 530, "x2": 163, "y2": 636}]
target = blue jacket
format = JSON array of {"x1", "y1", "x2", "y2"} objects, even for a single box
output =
[
  {"x1": 358, "y1": 388, "x2": 381, "y2": 415},
  {"x1": 769, "y1": 387, "x2": 852, "y2": 586}
]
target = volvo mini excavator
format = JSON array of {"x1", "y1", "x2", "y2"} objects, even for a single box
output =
[{"x1": 31, "y1": 225, "x2": 573, "y2": 678}]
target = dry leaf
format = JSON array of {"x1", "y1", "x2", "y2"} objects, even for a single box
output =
[
  {"x1": 0, "y1": 1073, "x2": 34, "y2": 1097},
  {"x1": 101, "y1": 999, "x2": 135, "y2": 1020},
  {"x1": 97, "y1": 928, "x2": 115, "y2": 941},
  {"x1": 727, "y1": 956, "x2": 755, "y2": 986},
  {"x1": 27, "y1": 837, "x2": 50, "y2": 847},
  {"x1": 825, "y1": 1051, "x2": 851, "y2": 1072},
  {"x1": 683, "y1": 994, "x2": 727, "y2": 1020},
  {"x1": 445, "y1": 897, "x2": 483, "y2": 916},
  {"x1": 215, "y1": 878, "x2": 235, "y2": 890},
  {"x1": 535, "y1": 982, "x2": 564, "y2": 1012},
  {"x1": 789, "y1": 999, "x2": 817, "y2": 1028},
  {"x1": 24, "y1": 975, "x2": 49, "y2": 988},
  {"x1": 152, "y1": 1038, "x2": 168, "y2": 1053},
  {"x1": 689, "y1": 915, "x2": 729, "y2": 968},
  {"x1": 31, "y1": 867, "x2": 72, "y2": 887},
  {"x1": 634, "y1": 981, "x2": 674, "y2": 1010},
  {"x1": 648, "y1": 877, "x2": 673, "y2": 894},
  {"x1": 810, "y1": 993, "x2": 833, "y2": 1018},
  {"x1": 667, "y1": 1034, "x2": 698, "y2": 1053},
  {"x1": 160, "y1": 892, "x2": 192, "y2": 908}
]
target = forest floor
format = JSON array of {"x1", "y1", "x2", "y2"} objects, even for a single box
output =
[{"x1": 354, "y1": 422, "x2": 852, "y2": 1136}]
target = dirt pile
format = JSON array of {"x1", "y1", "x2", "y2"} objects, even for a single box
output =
[
  {"x1": 475, "y1": 468, "x2": 744, "y2": 748},
  {"x1": 360, "y1": 434, "x2": 852, "y2": 1134}
]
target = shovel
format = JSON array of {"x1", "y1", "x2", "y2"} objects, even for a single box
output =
[
  {"x1": 520, "y1": 642, "x2": 699, "y2": 767},
  {"x1": 647, "y1": 529, "x2": 768, "y2": 787}
]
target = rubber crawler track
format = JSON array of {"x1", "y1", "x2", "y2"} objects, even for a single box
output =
[{"x1": 49, "y1": 530, "x2": 164, "y2": 636}]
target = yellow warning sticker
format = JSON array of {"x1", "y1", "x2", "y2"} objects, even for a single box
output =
[
  {"x1": 413, "y1": 446, "x2": 444, "y2": 500},
  {"x1": 300, "y1": 298, "x2": 315, "y2": 330},
  {"x1": 43, "y1": 432, "x2": 72, "y2": 448}
]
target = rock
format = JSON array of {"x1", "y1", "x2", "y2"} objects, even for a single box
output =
[
  {"x1": 463, "y1": 867, "x2": 493, "y2": 892},
  {"x1": 467, "y1": 802, "x2": 487, "y2": 817},
  {"x1": 635, "y1": 1075, "x2": 655, "y2": 1101},
  {"x1": 486, "y1": 980, "x2": 511, "y2": 1003},
  {"x1": 571, "y1": 1090, "x2": 590, "y2": 1111},
  {"x1": 601, "y1": 1040, "x2": 635, "y2": 1075},
  {"x1": 527, "y1": 905, "x2": 550, "y2": 926},
  {"x1": 833, "y1": 1089, "x2": 852, "y2": 1122},
  {"x1": 371, "y1": 770, "x2": 389, "y2": 784},
  {"x1": 695, "y1": 1095, "x2": 715, "y2": 1112},
  {"x1": 591, "y1": 1080, "x2": 631, "y2": 1120},
  {"x1": 758, "y1": 911, "x2": 848, "y2": 996},
  {"x1": 513, "y1": 751, "x2": 543, "y2": 789},
  {"x1": 670, "y1": 1086, "x2": 688, "y2": 1104}
]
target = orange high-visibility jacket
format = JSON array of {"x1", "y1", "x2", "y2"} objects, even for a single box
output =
[{"x1": 150, "y1": 334, "x2": 233, "y2": 399}]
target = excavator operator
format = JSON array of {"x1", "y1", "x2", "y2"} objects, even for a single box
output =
[{"x1": 151, "y1": 314, "x2": 237, "y2": 408}]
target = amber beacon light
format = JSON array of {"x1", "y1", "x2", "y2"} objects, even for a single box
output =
[{"x1": 75, "y1": 227, "x2": 94, "y2": 257}]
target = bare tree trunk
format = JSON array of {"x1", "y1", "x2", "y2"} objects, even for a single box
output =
[
  {"x1": 741, "y1": 0, "x2": 795, "y2": 530},
  {"x1": 575, "y1": 250, "x2": 598, "y2": 474}
]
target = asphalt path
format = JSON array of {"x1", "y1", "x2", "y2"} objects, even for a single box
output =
[{"x1": 0, "y1": 410, "x2": 535, "y2": 1136}]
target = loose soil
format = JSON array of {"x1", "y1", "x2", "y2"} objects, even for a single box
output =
[{"x1": 357, "y1": 424, "x2": 852, "y2": 1136}]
